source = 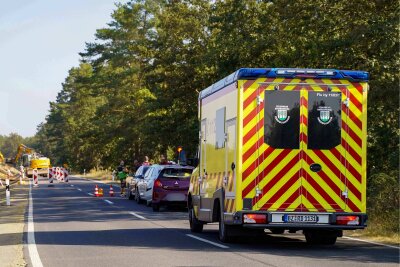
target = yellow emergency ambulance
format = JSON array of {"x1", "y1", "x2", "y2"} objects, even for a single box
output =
[{"x1": 188, "y1": 68, "x2": 368, "y2": 244}]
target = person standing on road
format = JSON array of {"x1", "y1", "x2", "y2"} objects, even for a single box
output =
[
  {"x1": 142, "y1": 156, "x2": 150, "y2": 166},
  {"x1": 118, "y1": 167, "x2": 128, "y2": 197},
  {"x1": 159, "y1": 154, "x2": 168, "y2": 165},
  {"x1": 132, "y1": 160, "x2": 140, "y2": 173}
]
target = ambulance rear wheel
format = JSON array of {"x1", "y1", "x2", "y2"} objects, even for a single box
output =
[
  {"x1": 189, "y1": 206, "x2": 203, "y2": 233},
  {"x1": 304, "y1": 230, "x2": 337, "y2": 245},
  {"x1": 218, "y1": 205, "x2": 234, "y2": 243}
]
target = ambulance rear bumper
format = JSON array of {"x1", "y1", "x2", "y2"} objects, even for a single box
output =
[{"x1": 230, "y1": 211, "x2": 368, "y2": 230}]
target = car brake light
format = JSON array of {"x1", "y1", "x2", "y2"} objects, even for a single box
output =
[
  {"x1": 336, "y1": 215, "x2": 360, "y2": 225},
  {"x1": 243, "y1": 214, "x2": 267, "y2": 224},
  {"x1": 154, "y1": 179, "x2": 163, "y2": 188}
]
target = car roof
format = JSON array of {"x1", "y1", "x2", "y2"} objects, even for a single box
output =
[{"x1": 151, "y1": 164, "x2": 194, "y2": 170}]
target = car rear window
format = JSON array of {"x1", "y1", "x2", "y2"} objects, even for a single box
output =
[{"x1": 161, "y1": 168, "x2": 193, "y2": 179}]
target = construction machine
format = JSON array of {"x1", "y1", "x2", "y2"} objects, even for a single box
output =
[{"x1": 15, "y1": 144, "x2": 51, "y2": 177}]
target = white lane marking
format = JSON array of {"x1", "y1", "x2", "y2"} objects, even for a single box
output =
[
  {"x1": 104, "y1": 200, "x2": 113, "y2": 205},
  {"x1": 28, "y1": 181, "x2": 44, "y2": 267},
  {"x1": 343, "y1": 236, "x2": 400, "y2": 249},
  {"x1": 88, "y1": 193, "x2": 94, "y2": 196},
  {"x1": 129, "y1": 212, "x2": 146, "y2": 220},
  {"x1": 70, "y1": 185, "x2": 74, "y2": 187},
  {"x1": 186, "y1": 234, "x2": 229, "y2": 249},
  {"x1": 77, "y1": 188, "x2": 82, "y2": 191}
]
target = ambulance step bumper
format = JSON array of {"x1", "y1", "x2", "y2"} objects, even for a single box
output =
[{"x1": 231, "y1": 211, "x2": 368, "y2": 230}]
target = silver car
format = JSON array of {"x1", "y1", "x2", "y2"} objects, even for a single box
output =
[
  {"x1": 136, "y1": 165, "x2": 163, "y2": 205},
  {"x1": 126, "y1": 165, "x2": 150, "y2": 200}
]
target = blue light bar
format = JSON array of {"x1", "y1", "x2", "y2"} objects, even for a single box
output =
[{"x1": 199, "y1": 68, "x2": 369, "y2": 100}]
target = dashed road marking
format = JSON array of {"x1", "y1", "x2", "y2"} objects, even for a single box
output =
[
  {"x1": 186, "y1": 234, "x2": 229, "y2": 249},
  {"x1": 129, "y1": 212, "x2": 146, "y2": 220},
  {"x1": 88, "y1": 193, "x2": 94, "y2": 196},
  {"x1": 77, "y1": 188, "x2": 82, "y2": 191},
  {"x1": 70, "y1": 185, "x2": 74, "y2": 187},
  {"x1": 104, "y1": 200, "x2": 113, "y2": 205},
  {"x1": 343, "y1": 236, "x2": 400, "y2": 250}
]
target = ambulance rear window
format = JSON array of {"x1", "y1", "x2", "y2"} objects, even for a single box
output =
[
  {"x1": 264, "y1": 90, "x2": 300, "y2": 149},
  {"x1": 308, "y1": 92, "x2": 341, "y2": 150}
]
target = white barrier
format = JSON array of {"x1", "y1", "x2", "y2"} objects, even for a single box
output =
[
  {"x1": 49, "y1": 168, "x2": 53, "y2": 184},
  {"x1": 5, "y1": 178, "x2": 10, "y2": 206},
  {"x1": 33, "y1": 169, "x2": 39, "y2": 187},
  {"x1": 64, "y1": 169, "x2": 69, "y2": 183}
]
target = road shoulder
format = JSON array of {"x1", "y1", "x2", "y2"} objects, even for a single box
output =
[{"x1": 0, "y1": 183, "x2": 28, "y2": 267}]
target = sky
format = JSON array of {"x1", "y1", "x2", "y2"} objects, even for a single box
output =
[{"x1": 0, "y1": 0, "x2": 126, "y2": 137}]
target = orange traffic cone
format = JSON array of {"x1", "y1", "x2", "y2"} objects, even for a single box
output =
[
  {"x1": 109, "y1": 185, "x2": 114, "y2": 197},
  {"x1": 94, "y1": 185, "x2": 99, "y2": 197},
  {"x1": 98, "y1": 188, "x2": 104, "y2": 197}
]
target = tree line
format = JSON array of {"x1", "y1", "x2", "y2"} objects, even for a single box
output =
[{"x1": 20, "y1": 0, "x2": 399, "y2": 233}]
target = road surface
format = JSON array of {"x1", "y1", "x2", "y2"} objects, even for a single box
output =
[{"x1": 24, "y1": 177, "x2": 399, "y2": 267}]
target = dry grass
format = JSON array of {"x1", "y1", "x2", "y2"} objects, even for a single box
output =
[
  {"x1": 346, "y1": 229, "x2": 400, "y2": 246},
  {"x1": 82, "y1": 169, "x2": 112, "y2": 180},
  {"x1": 0, "y1": 164, "x2": 20, "y2": 180}
]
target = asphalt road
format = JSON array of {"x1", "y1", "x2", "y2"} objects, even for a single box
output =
[{"x1": 24, "y1": 176, "x2": 399, "y2": 267}]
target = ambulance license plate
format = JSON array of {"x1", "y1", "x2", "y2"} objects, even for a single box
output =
[{"x1": 284, "y1": 214, "x2": 318, "y2": 223}]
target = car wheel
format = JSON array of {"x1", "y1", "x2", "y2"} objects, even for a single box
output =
[
  {"x1": 135, "y1": 189, "x2": 142, "y2": 204},
  {"x1": 189, "y1": 206, "x2": 203, "y2": 233},
  {"x1": 152, "y1": 203, "x2": 160, "y2": 212},
  {"x1": 127, "y1": 188, "x2": 134, "y2": 200}
]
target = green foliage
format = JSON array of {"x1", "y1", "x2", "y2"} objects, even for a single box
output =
[{"x1": 28, "y1": 0, "x2": 398, "y2": 233}]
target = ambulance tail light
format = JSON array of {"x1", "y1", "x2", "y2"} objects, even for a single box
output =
[
  {"x1": 243, "y1": 214, "x2": 267, "y2": 224},
  {"x1": 336, "y1": 215, "x2": 360, "y2": 225}
]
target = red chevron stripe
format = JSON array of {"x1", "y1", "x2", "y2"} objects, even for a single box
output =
[
  {"x1": 259, "y1": 171, "x2": 299, "y2": 210},
  {"x1": 331, "y1": 147, "x2": 362, "y2": 183},
  {"x1": 228, "y1": 172, "x2": 234, "y2": 191},
  {"x1": 303, "y1": 155, "x2": 361, "y2": 208},
  {"x1": 242, "y1": 146, "x2": 276, "y2": 182},
  {"x1": 346, "y1": 197, "x2": 361, "y2": 212},
  {"x1": 243, "y1": 102, "x2": 264, "y2": 128},
  {"x1": 243, "y1": 118, "x2": 264, "y2": 145},
  {"x1": 243, "y1": 136, "x2": 265, "y2": 163},
  {"x1": 342, "y1": 120, "x2": 362, "y2": 148},
  {"x1": 301, "y1": 186, "x2": 330, "y2": 212},
  {"x1": 294, "y1": 203, "x2": 308, "y2": 212},
  {"x1": 242, "y1": 149, "x2": 293, "y2": 198},
  {"x1": 300, "y1": 115, "x2": 308, "y2": 126},
  {"x1": 303, "y1": 153, "x2": 346, "y2": 199},
  {"x1": 273, "y1": 189, "x2": 300, "y2": 211},
  {"x1": 243, "y1": 88, "x2": 258, "y2": 110},
  {"x1": 300, "y1": 96, "x2": 308, "y2": 107},
  {"x1": 341, "y1": 138, "x2": 362, "y2": 165},
  {"x1": 259, "y1": 153, "x2": 300, "y2": 195},
  {"x1": 300, "y1": 132, "x2": 308, "y2": 144},
  {"x1": 350, "y1": 92, "x2": 363, "y2": 112},
  {"x1": 353, "y1": 83, "x2": 363, "y2": 94},
  {"x1": 347, "y1": 106, "x2": 363, "y2": 130},
  {"x1": 312, "y1": 150, "x2": 362, "y2": 200},
  {"x1": 229, "y1": 199, "x2": 235, "y2": 212},
  {"x1": 243, "y1": 80, "x2": 256, "y2": 93},
  {"x1": 303, "y1": 168, "x2": 343, "y2": 210},
  {"x1": 216, "y1": 172, "x2": 222, "y2": 188}
]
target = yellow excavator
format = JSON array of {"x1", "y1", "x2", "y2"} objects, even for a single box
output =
[
  {"x1": 0, "y1": 151, "x2": 4, "y2": 164},
  {"x1": 15, "y1": 144, "x2": 51, "y2": 177}
]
